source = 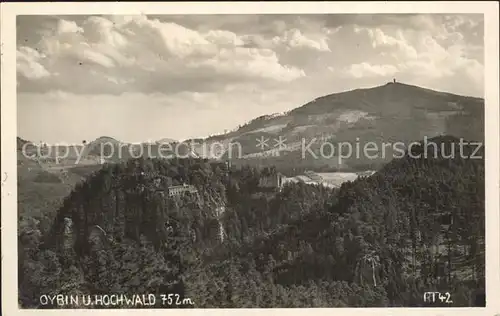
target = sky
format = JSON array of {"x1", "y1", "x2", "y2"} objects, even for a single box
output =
[{"x1": 16, "y1": 14, "x2": 484, "y2": 144}]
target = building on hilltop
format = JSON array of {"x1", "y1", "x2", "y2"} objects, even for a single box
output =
[{"x1": 168, "y1": 183, "x2": 198, "y2": 197}]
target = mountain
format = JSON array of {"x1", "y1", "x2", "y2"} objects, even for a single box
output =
[
  {"x1": 85, "y1": 136, "x2": 123, "y2": 157},
  {"x1": 18, "y1": 136, "x2": 485, "y2": 308},
  {"x1": 192, "y1": 82, "x2": 484, "y2": 171},
  {"x1": 18, "y1": 82, "x2": 482, "y2": 171}
]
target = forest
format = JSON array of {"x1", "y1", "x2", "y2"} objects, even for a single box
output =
[{"x1": 17, "y1": 135, "x2": 485, "y2": 308}]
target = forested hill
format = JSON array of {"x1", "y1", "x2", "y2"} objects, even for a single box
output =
[
  {"x1": 195, "y1": 135, "x2": 485, "y2": 307},
  {"x1": 18, "y1": 136, "x2": 485, "y2": 308}
]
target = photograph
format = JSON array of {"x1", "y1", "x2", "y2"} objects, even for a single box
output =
[{"x1": 2, "y1": 2, "x2": 499, "y2": 313}]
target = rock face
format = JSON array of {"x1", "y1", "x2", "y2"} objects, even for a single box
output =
[
  {"x1": 47, "y1": 158, "x2": 232, "y2": 259},
  {"x1": 215, "y1": 206, "x2": 226, "y2": 243},
  {"x1": 258, "y1": 173, "x2": 286, "y2": 190},
  {"x1": 63, "y1": 217, "x2": 74, "y2": 251},
  {"x1": 89, "y1": 225, "x2": 108, "y2": 251},
  {"x1": 355, "y1": 253, "x2": 381, "y2": 287}
]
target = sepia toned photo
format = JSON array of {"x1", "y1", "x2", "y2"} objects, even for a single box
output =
[{"x1": 2, "y1": 2, "x2": 499, "y2": 314}]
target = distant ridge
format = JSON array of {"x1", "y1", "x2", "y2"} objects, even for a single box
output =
[
  {"x1": 180, "y1": 81, "x2": 485, "y2": 171},
  {"x1": 90, "y1": 136, "x2": 121, "y2": 144},
  {"x1": 17, "y1": 137, "x2": 31, "y2": 150},
  {"x1": 16, "y1": 82, "x2": 484, "y2": 169}
]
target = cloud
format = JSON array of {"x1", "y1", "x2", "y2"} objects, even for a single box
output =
[
  {"x1": 17, "y1": 15, "x2": 307, "y2": 94},
  {"x1": 17, "y1": 46, "x2": 51, "y2": 79},
  {"x1": 204, "y1": 30, "x2": 246, "y2": 47},
  {"x1": 196, "y1": 47, "x2": 305, "y2": 81},
  {"x1": 366, "y1": 29, "x2": 418, "y2": 60},
  {"x1": 273, "y1": 29, "x2": 331, "y2": 52},
  {"x1": 17, "y1": 14, "x2": 483, "y2": 95},
  {"x1": 79, "y1": 49, "x2": 117, "y2": 68},
  {"x1": 56, "y1": 19, "x2": 83, "y2": 34},
  {"x1": 345, "y1": 63, "x2": 399, "y2": 78},
  {"x1": 341, "y1": 20, "x2": 483, "y2": 95}
]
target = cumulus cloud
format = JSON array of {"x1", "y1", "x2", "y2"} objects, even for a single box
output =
[
  {"x1": 17, "y1": 14, "x2": 483, "y2": 95},
  {"x1": 17, "y1": 15, "x2": 307, "y2": 94},
  {"x1": 204, "y1": 30, "x2": 246, "y2": 47},
  {"x1": 17, "y1": 46, "x2": 51, "y2": 79},
  {"x1": 341, "y1": 20, "x2": 483, "y2": 95},
  {"x1": 367, "y1": 29, "x2": 418, "y2": 60},
  {"x1": 56, "y1": 19, "x2": 83, "y2": 34},
  {"x1": 273, "y1": 29, "x2": 331, "y2": 52}
]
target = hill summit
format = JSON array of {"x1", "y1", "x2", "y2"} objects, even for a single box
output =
[{"x1": 192, "y1": 82, "x2": 484, "y2": 171}]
